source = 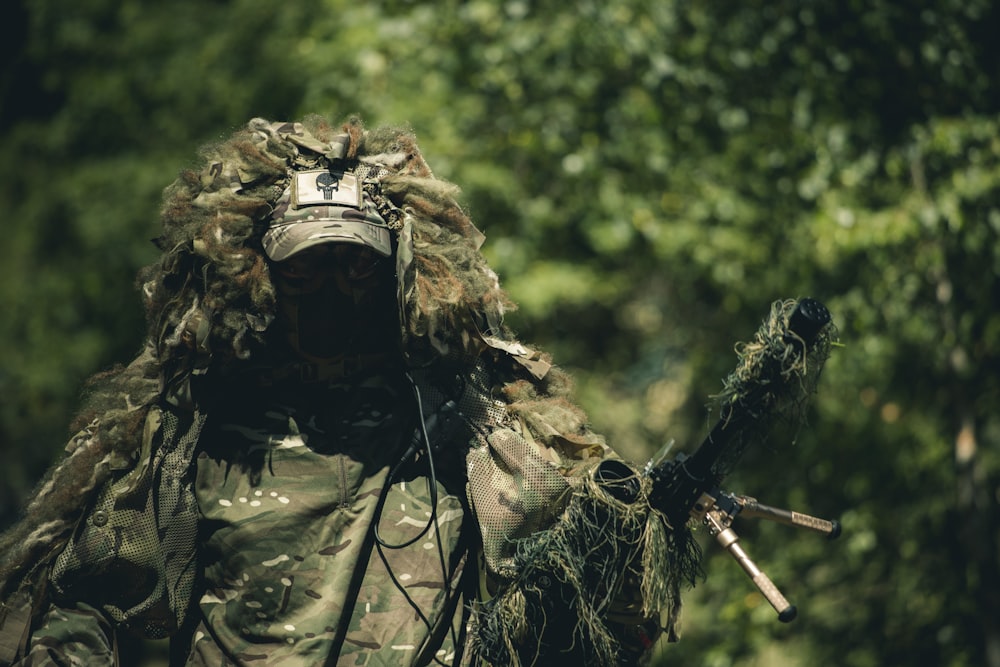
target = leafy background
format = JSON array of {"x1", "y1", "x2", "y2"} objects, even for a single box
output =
[{"x1": 1, "y1": 1, "x2": 997, "y2": 665}]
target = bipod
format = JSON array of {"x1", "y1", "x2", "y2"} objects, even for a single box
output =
[{"x1": 689, "y1": 488, "x2": 841, "y2": 622}]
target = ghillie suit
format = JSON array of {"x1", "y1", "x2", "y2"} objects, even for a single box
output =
[{"x1": 0, "y1": 116, "x2": 694, "y2": 666}]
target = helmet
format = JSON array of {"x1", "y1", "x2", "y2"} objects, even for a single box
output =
[
  {"x1": 262, "y1": 167, "x2": 393, "y2": 262},
  {"x1": 145, "y1": 115, "x2": 520, "y2": 389}
]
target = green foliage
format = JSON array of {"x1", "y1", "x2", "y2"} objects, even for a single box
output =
[{"x1": 1, "y1": 0, "x2": 997, "y2": 665}]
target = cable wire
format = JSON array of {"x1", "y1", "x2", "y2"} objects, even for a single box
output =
[{"x1": 368, "y1": 373, "x2": 467, "y2": 661}]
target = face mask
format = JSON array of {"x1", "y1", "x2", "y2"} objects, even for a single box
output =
[{"x1": 271, "y1": 245, "x2": 398, "y2": 361}]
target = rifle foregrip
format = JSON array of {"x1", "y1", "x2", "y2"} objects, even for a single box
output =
[
  {"x1": 790, "y1": 512, "x2": 839, "y2": 537},
  {"x1": 753, "y1": 572, "x2": 798, "y2": 623},
  {"x1": 714, "y1": 519, "x2": 798, "y2": 623},
  {"x1": 740, "y1": 500, "x2": 841, "y2": 538}
]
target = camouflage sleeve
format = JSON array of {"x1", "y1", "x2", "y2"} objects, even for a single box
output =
[
  {"x1": 12, "y1": 601, "x2": 115, "y2": 666},
  {"x1": 466, "y1": 412, "x2": 676, "y2": 665}
]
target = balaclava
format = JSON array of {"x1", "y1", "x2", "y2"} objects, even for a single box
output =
[{"x1": 262, "y1": 163, "x2": 398, "y2": 361}]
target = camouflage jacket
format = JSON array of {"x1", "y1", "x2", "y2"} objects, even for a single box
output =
[{"x1": 2, "y1": 356, "x2": 667, "y2": 666}]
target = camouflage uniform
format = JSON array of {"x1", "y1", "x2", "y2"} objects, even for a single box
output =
[
  {"x1": 7, "y1": 359, "x2": 654, "y2": 666},
  {"x1": 0, "y1": 118, "x2": 674, "y2": 666},
  {"x1": 187, "y1": 370, "x2": 471, "y2": 665}
]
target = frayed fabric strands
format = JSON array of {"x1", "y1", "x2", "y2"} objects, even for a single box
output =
[
  {"x1": 0, "y1": 114, "x2": 514, "y2": 606},
  {"x1": 471, "y1": 473, "x2": 700, "y2": 666},
  {"x1": 708, "y1": 299, "x2": 837, "y2": 477}
]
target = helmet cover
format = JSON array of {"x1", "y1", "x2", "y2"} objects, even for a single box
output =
[{"x1": 262, "y1": 167, "x2": 393, "y2": 262}]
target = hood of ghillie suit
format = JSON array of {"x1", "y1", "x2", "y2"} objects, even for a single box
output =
[
  {"x1": 140, "y1": 115, "x2": 517, "y2": 404},
  {"x1": 0, "y1": 116, "x2": 549, "y2": 600}
]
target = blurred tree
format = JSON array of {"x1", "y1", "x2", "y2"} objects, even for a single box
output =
[
  {"x1": 0, "y1": 0, "x2": 997, "y2": 666},
  {"x1": 0, "y1": 0, "x2": 314, "y2": 521}
]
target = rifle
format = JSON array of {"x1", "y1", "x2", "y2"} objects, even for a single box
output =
[{"x1": 604, "y1": 298, "x2": 840, "y2": 622}]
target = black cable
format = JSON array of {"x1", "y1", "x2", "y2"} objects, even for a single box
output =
[
  {"x1": 369, "y1": 373, "x2": 469, "y2": 661},
  {"x1": 374, "y1": 376, "x2": 440, "y2": 549},
  {"x1": 328, "y1": 373, "x2": 465, "y2": 665},
  {"x1": 373, "y1": 540, "x2": 453, "y2": 667}
]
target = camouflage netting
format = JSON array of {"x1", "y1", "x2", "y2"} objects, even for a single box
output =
[
  {"x1": 469, "y1": 469, "x2": 698, "y2": 665},
  {"x1": 0, "y1": 350, "x2": 161, "y2": 600},
  {"x1": 707, "y1": 298, "x2": 837, "y2": 478}
]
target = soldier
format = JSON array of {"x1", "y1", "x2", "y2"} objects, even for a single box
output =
[{"x1": 0, "y1": 116, "x2": 696, "y2": 666}]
